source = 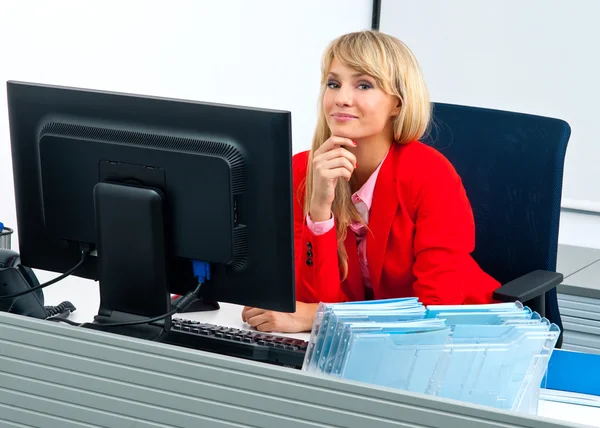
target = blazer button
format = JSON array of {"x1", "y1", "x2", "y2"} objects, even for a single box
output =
[
  {"x1": 306, "y1": 259, "x2": 313, "y2": 266},
  {"x1": 307, "y1": 250, "x2": 313, "y2": 257},
  {"x1": 306, "y1": 242, "x2": 312, "y2": 249}
]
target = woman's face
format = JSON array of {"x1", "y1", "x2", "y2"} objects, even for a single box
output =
[{"x1": 323, "y1": 58, "x2": 399, "y2": 141}]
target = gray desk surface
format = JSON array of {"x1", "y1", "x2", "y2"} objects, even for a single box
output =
[
  {"x1": 557, "y1": 245, "x2": 600, "y2": 299},
  {"x1": 559, "y1": 260, "x2": 600, "y2": 299},
  {"x1": 557, "y1": 244, "x2": 600, "y2": 279}
]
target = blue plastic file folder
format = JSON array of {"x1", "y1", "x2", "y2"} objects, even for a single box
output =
[
  {"x1": 545, "y1": 349, "x2": 600, "y2": 397},
  {"x1": 302, "y1": 299, "x2": 560, "y2": 414}
]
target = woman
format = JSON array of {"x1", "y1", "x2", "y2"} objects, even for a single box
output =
[{"x1": 242, "y1": 30, "x2": 500, "y2": 332}]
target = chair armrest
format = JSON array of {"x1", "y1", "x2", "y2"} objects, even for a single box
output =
[{"x1": 492, "y1": 270, "x2": 563, "y2": 302}]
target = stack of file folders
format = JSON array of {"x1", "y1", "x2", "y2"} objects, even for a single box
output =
[{"x1": 301, "y1": 298, "x2": 561, "y2": 414}]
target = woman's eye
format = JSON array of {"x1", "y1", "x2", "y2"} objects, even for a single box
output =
[
  {"x1": 327, "y1": 81, "x2": 339, "y2": 89},
  {"x1": 358, "y1": 83, "x2": 373, "y2": 90}
]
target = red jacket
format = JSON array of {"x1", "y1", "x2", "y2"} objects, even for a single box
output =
[{"x1": 293, "y1": 141, "x2": 500, "y2": 305}]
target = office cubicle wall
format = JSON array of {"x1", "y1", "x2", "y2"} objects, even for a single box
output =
[{"x1": 0, "y1": 312, "x2": 583, "y2": 428}]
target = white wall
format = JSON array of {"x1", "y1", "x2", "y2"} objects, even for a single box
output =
[
  {"x1": 3, "y1": 0, "x2": 599, "y2": 251},
  {"x1": 558, "y1": 211, "x2": 600, "y2": 248},
  {"x1": 0, "y1": 0, "x2": 371, "y2": 251},
  {"x1": 380, "y1": 0, "x2": 600, "y2": 248}
]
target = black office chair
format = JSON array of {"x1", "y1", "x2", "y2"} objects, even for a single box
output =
[{"x1": 422, "y1": 102, "x2": 571, "y2": 347}]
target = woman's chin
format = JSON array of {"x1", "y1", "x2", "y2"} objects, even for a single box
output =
[{"x1": 328, "y1": 126, "x2": 359, "y2": 140}]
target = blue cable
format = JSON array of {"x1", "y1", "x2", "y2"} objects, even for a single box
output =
[
  {"x1": 192, "y1": 260, "x2": 210, "y2": 284},
  {"x1": 171, "y1": 261, "x2": 210, "y2": 313}
]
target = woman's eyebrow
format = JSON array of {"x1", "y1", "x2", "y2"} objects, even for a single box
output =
[{"x1": 327, "y1": 72, "x2": 371, "y2": 78}]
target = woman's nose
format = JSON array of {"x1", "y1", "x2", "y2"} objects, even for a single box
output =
[{"x1": 335, "y1": 86, "x2": 353, "y2": 107}]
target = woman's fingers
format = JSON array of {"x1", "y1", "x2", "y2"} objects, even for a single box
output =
[
  {"x1": 241, "y1": 306, "x2": 265, "y2": 322},
  {"x1": 324, "y1": 157, "x2": 355, "y2": 175},
  {"x1": 246, "y1": 312, "x2": 271, "y2": 328},
  {"x1": 317, "y1": 147, "x2": 357, "y2": 167},
  {"x1": 322, "y1": 167, "x2": 352, "y2": 181},
  {"x1": 309, "y1": 135, "x2": 358, "y2": 209},
  {"x1": 314, "y1": 135, "x2": 356, "y2": 156}
]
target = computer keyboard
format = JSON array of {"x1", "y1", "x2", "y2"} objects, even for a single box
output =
[{"x1": 164, "y1": 318, "x2": 308, "y2": 369}]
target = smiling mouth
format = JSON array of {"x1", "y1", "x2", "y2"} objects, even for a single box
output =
[{"x1": 331, "y1": 113, "x2": 358, "y2": 120}]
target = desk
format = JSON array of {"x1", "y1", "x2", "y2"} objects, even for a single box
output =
[
  {"x1": 557, "y1": 244, "x2": 600, "y2": 280},
  {"x1": 0, "y1": 270, "x2": 595, "y2": 427},
  {"x1": 38, "y1": 271, "x2": 309, "y2": 342},
  {"x1": 556, "y1": 245, "x2": 600, "y2": 354},
  {"x1": 559, "y1": 259, "x2": 600, "y2": 301}
]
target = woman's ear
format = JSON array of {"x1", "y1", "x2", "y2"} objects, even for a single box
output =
[{"x1": 390, "y1": 98, "x2": 401, "y2": 117}]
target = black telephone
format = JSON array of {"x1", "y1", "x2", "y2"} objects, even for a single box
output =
[{"x1": 0, "y1": 249, "x2": 75, "y2": 319}]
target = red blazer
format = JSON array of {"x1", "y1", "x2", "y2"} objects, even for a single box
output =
[{"x1": 292, "y1": 141, "x2": 500, "y2": 306}]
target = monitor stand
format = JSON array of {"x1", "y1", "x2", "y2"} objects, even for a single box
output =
[
  {"x1": 172, "y1": 295, "x2": 220, "y2": 312},
  {"x1": 85, "y1": 181, "x2": 172, "y2": 341}
]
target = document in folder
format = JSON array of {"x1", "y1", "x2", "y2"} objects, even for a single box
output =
[{"x1": 302, "y1": 299, "x2": 560, "y2": 415}]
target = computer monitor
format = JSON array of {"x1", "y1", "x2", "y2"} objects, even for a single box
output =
[{"x1": 6, "y1": 81, "x2": 296, "y2": 337}]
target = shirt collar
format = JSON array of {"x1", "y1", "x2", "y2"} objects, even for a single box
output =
[{"x1": 351, "y1": 147, "x2": 390, "y2": 212}]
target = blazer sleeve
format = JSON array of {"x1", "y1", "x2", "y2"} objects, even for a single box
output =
[
  {"x1": 410, "y1": 150, "x2": 488, "y2": 305},
  {"x1": 292, "y1": 151, "x2": 347, "y2": 304}
]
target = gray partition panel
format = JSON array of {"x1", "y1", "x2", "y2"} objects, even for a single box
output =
[
  {"x1": 558, "y1": 293, "x2": 600, "y2": 308},
  {"x1": 558, "y1": 297, "x2": 600, "y2": 314},
  {"x1": 0, "y1": 312, "x2": 584, "y2": 428},
  {"x1": 0, "y1": 402, "x2": 96, "y2": 428},
  {"x1": 563, "y1": 315, "x2": 600, "y2": 331},
  {"x1": 558, "y1": 343, "x2": 600, "y2": 354},
  {"x1": 561, "y1": 308, "x2": 600, "y2": 321},
  {"x1": 562, "y1": 330, "x2": 600, "y2": 350}
]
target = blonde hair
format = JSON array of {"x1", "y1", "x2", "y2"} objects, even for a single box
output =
[{"x1": 304, "y1": 30, "x2": 431, "y2": 280}]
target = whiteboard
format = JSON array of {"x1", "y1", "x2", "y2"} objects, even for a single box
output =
[{"x1": 380, "y1": 0, "x2": 599, "y2": 212}]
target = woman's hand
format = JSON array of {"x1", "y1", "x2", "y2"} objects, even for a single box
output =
[
  {"x1": 241, "y1": 301, "x2": 319, "y2": 333},
  {"x1": 309, "y1": 136, "x2": 357, "y2": 221}
]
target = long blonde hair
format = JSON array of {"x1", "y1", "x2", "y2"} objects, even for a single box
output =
[{"x1": 304, "y1": 30, "x2": 431, "y2": 279}]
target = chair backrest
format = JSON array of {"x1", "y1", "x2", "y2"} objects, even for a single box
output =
[{"x1": 421, "y1": 103, "x2": 571, "y2": 328}]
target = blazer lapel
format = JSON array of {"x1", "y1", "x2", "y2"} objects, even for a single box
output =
[{"x1": 367, "y1": 144, "x2": 399, "y2": 291}]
